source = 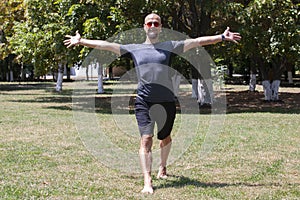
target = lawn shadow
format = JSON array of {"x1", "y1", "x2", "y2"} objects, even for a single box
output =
[
  {"x1": 0, "y1": 82, "x2": 55, "y2": 92},
  {"x1": 225, "y1": 90, "x2": 300, "y2": 114},
  {"x1": 155, "y1": 175, "x2": 234, "y2": 189},
  {"x1": 3, "y1": 83, "x2": 299, "y2": 114},
  {"x1": 154, "y1": 174, "x2": 299, "y2": 190},
  {"x1": 8, "y1": 90, "x2": 73, "y2": 106}
]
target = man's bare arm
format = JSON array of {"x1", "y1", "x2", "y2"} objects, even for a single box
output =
[
  {"x1": 184, "y1": 27, "x2": 241, "y2": 52},
  {"x1": 64, "y1": 31, "x2": 121, "y2": 55}
]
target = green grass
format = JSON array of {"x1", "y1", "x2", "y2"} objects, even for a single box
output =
[{"x1": 0, "y1": 82, "x2": 299, "y2": 200}]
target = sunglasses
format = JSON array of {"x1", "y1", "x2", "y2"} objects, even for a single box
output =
[{"x1": 145, "y1": 21, "x2": 160, "y2": 28}]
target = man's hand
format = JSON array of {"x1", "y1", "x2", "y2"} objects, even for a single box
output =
[
  {"x1": 64, "y1": 30, "x2": 81, "y2": 48},
  {"x1": 223, "y1": 27, "x2": 241, "y2": 43}
]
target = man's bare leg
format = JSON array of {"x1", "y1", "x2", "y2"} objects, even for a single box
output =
[
  {"x1": 139, "y1": 135, "x2": 153, "y2": 194},
  {"x1": 157, "y1": 135, "x2": 172, "y2": 179}
]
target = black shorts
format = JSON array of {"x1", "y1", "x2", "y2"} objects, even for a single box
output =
[{"x1": 134, "y1": 97, "x2": 176, "y2": 140}]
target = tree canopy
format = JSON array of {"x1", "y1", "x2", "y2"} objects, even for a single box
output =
[{"x1": 0, "y1": 0, "x2": 299, "y2": 79}]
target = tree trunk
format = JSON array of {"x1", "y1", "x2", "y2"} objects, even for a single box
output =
[
  {"x1": 269, "y1": 57, "x2": 285, "y2": 101},
  {"x1": 260, "y1": 57, "x2": 285, "y2": 101},
  {"x1": 109, "y1": 67, "x2": 113, "y2": 80},
  {"x1": 190, "y1": 50, "x2": 213, "y2": 105},
  {"x1": 258, "y1": 58, "x2": 271, "y2": 101},
  {"x1": 262, "y1": 80, "x2": 272, "y2": 101},
  {"x1": 86, "y1": 65, "x2": 89, "y2": 81},
  {"x1": 249, "y1": 62, "x2": 257, "y2": 92},
  {"x1": 203, "y1": 79, "x2": 214, "y2": 104},
  {"x1": 97, "y1": 62, "x2": 104, "y2": 94},
  {"x1": 199, "y1": 0, "x2": 211, "y2": 36},
  {"x1": 285, "y1": 60, "x2": 294, "y2": 84},
  {"x1": 9, "y1": 70, "x2": 13, "y2": 82},
  {"x1": 197, "y1": 79, "x2": 205, "y2": 105},
  {"x1": 271, "y1": 80, "x2": 280, "y2": 101},
  {"x1": 197, "y1": 78, "x2": 213, "y2": 105},
  {"x1": 172, "y1": 73, "x2": 181, "y2": 97},
  {"x1": 249, "y1": 73, "x2": 257, "y2": 92},
  {"x1": 66, "y1": 63, "x2": 70, "y2": 81},
  {"x1": 287, "y1": 71, "x2": 293, "y2": 84},
  {"x1": 20, "y1": 62, "x2": 25, "y2": 81},
  {"x1": 7, "y1": 54, "x2": 15, "y2": 82},
  {"x1": 191, "y1": 79, "x2": 198, "y2": 98},
  {"x1": 56, "y1": 63, "x2": 64, "y2": 92},
  {"x1": 191, "y1": 66, "x2": 198, "y2": 99}
]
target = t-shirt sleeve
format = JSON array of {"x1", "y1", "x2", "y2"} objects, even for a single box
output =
[
  {"x1": 120, "y1": 44, "x2": 132, "y2": 59},
  {"x1": 171, "y1": 40, "x2": 185, "y2": 55}
]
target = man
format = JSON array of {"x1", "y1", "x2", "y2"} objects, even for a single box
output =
[{"x1": 64, "y1": 13, "x2": 241, "y2": 194}]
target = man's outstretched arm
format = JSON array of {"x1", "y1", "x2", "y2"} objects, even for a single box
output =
[
  {"x1": 183, "y1": 27, "x2": 241, "y2": 52},
  {"x1": 64, "y1": 31, "x2": 121, "y2": 55}
]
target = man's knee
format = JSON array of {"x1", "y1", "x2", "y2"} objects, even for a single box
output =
[
  {"x1": 160, "y1": 135, "x2": 172, "y2": 148},
  {"x1": 140, "y1": 135, "x2": 153, "y2": 151}
]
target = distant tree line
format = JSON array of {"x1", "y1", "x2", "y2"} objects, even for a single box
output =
[{"x1": 0, "y1": 0, "x2": 299, "y2": 84}]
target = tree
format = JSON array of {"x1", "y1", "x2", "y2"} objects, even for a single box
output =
[
  {"x1": 63, "y1": 1, "x2": 126, "y2": 92},
  {"x1": 4, "y1": 0, "x2": 298, "y2": 102},
  {"x1": 9, "y1": 0, "x2": 70, "y2": 83},
  {"x1": 0, "y1": 0, "x2": 25, "y2": 81},
  {"x1": 239, "y1": 0, "x2": 299, "y2": 100},
  {"x1": 166, "y1": 0, "x2": 237, "y2": 105}
]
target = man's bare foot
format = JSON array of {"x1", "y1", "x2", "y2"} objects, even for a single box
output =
[
  {"x1": 141, "y1": 185, "x2": 154, "y2": 194},
  {"x1": 157, "y1": 166, "x2": 167, "y2": 179},
  {"x1": 141, "y1": 175, "x2": 153, "y2": 194}
]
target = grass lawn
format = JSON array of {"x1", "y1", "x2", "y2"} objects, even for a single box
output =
[{"x1": 0, "y1": 81, "x2": 299, "y2": 200}]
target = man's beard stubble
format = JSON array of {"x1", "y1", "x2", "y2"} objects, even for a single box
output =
[{"x1": 147, "y1": 29, "x2": 159, "y2": 40}]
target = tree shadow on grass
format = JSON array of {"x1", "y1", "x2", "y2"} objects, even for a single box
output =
[
  {"x1": 0, "y1": 83, "x2": 56, "y2": 95},
  {"x1": 70, "y1": 89, "x2": 300, "y2": 115},
  {"x1": 3, "y1": 83, "x2": 300, "y2": 114},
  {"x1": 225, "y1": 90, "x2": 300, "y2": 114},
  {"x1": 154, "y1": 175, "x2": 299, "y2": 190}
]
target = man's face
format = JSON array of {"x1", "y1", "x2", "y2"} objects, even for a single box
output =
[{"x1": 144, "y1": 14, "x2": 162, "y2": 40}]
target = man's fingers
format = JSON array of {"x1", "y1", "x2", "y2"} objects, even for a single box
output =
[
  {"x1": 224, "y1": 28, "x2": 241, "y2": 43},
  {"x1": 64, "y1": 32, "x2": 79, "y2": 48},
  {"x1": 234, "y1": 34, "x2": 242, "y2": 40},
  {"x1": 63, "y1": 40, "x2": 70, "y2": 45},
  {"x1": 228, "y1": 32, "x2": 241, "y2": 42}
]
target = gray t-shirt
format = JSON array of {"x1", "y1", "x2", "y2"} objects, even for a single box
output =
[{"x1": 120, "y1": 41, "x2": 184, "y2": 102}]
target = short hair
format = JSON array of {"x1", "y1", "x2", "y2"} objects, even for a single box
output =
[{"x1": 144, "y1": 13, "x2": 161, "y2": 24}]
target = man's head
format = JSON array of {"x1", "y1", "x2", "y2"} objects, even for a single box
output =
[{"x1": 144, "y1": 13, "x2": 162, "y2": 41}]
